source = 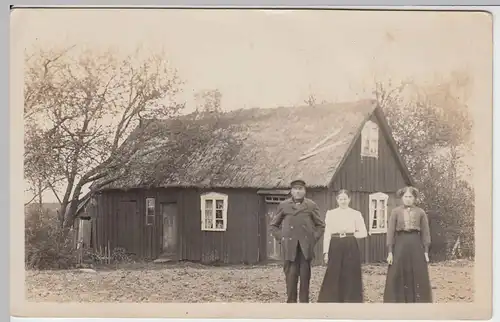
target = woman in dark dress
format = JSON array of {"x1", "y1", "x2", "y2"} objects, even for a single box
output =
[
  {"x1": 383, "y1": 186, "x2": 433, "y2": 303},
  {"x1": 317, "y1": 190, "x2": 367, "y2": 303}
]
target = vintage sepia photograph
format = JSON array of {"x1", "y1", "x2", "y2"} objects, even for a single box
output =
[{"x1": 11, "y1": 6, "x2": 492, "y2": 319}]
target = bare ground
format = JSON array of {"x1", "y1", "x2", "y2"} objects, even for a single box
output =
[{"x1": 25, "y1": 260, "x2": 473, "y2": 303}]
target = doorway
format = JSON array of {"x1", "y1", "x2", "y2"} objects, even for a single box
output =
[
  {"x1": 159, "y1": 202, "x2": 178, "y2": 260},
  {"x1": 265, "y1": 195, "x2": 287, "y2": 261}
]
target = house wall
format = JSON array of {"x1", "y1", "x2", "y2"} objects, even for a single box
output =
[
  {"x1": 94, "y1": 187, "x2": 263, "y2": 264},
  {"x1": 179, "y1": 188, "x2": 262, "y2": 264},
  {"x1": 305, "y1": 189, "x2": 330, "y2": 266},
  {"x1": 329, "y1": 114, "x2": 411, "y2": 263},
  {"x1": 94, "y1": 189, "x2": 158, "y2": 259},
  {"x1": 332, "y1": 114, "x2": 408, "y2": 193}
]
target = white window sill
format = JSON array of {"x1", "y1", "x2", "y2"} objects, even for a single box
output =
[{"x1": 369, "y1": 230, "x2": 387, "y2": 235}]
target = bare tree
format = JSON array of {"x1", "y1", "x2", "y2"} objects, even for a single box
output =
[
  {"x1": 24, "y1": 45, "x2": 185, "y2": 228},
  {"x1": 24, "y1": 123, "x2": 65, "y2": 207}
]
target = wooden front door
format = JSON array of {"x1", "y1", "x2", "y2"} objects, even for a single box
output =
[
  {"x1": 160, "y1": 203, "x2": 178, "y2": 259},
  {"x1": 265, "y1": 201, "x2": 283, "y2": 261}
]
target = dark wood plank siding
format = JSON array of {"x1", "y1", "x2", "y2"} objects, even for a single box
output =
[
  {"x1": 332, "y1": 115, "x2": 408, "y2": 193},
  {"x1": 94, "y1": 189, "x2": 172, "y2": 260},
  {"x1": 178, "y1": 188, "x2": 261, "y2": 264},
  {"x1": 257, "y1": 196, "x2": 267, "y2": 262},
  {"x1": 95, "y1": 188, "x2": 261, "y2": 264},
  {"x1": 306, "y1": 189, "x2": 330, "y2": 266}
]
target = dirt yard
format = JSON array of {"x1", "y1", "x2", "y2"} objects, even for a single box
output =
[{"x1": 25, "y1": 260, "x2": 473, "y2": 303}]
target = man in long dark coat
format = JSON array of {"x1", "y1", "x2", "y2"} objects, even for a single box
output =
[{"x1": 270, "y1": 179, "x2": 326, "y2": 303}]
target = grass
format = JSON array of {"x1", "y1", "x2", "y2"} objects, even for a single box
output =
[{"x1": 25, "y1": 259, "x2": 473, "y2": 303}]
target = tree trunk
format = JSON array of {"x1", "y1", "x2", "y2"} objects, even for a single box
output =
[
  {"x1": 58, "y1": 202, "x2": 68, "y2": 229},
  {"x1": 37, "y1": 179, "x2": 43, "y2": 207},
  {"x1": 63, "y1": 184, "x2": 84, "y2": 229}
]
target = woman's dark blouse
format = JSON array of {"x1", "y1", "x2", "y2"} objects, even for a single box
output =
[{"x1": 386, "y1": 205, "x2": 431, "y2": 253}]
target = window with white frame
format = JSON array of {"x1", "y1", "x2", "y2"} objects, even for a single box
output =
[
  {"x1": 145, "y1": 197, "x2": 155, "y2": 226},
  {"x1": 201, "y1": 192, "x2": 228, "y2": 231},
  {"x1": 264, "y1": 195, "x2": 288, "y2": 204},
  {"x1": 361, "y1": 120, "x2": 379, "y2": 158},
  {"x1": 369, "y1": 192, "x2": 388, "y2": 234}
]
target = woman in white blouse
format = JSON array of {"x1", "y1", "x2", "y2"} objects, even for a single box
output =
[{"x1": 317, "y1": 189, "x2": 368, "y2": 303}]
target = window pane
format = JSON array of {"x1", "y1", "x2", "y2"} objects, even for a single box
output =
[
  {"x1": 372, "y1": 199, "x2": 377, "y2": 210},
  {"x1": 205, "y1": 218, "x2": 213, "y2": 229},
  {"x1": 146, "y1": 198, "x2": 155, "y2": 217},
  {"x1": 215, "y1": 209, "x2": 223, "y2": 219},
  {"x1": 205, "y1": 199, "x2": 213, "y2": 210},
  {"x1": 146, "y1": 198, "x2": 155, "y2": 209},
  {"x1": 372, "y1": 209, "x2": 378, "y2": 229},
  {"x1": 205, "y1": 207, "x2": 213, "y2": 229},
  {"x1": 364, "y1": 139, "x2": 370, "y2": 152},
  {"x1": 215, "y1": 199, "x2": 224, "y2": 210},
  {"x1": 215, "y1": 220, "x2": 224, "y2": 229},
  {"x1": 379, "y1": 210, "x2": 385, "y2": 228}
]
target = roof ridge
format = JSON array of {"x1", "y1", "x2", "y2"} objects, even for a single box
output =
[{"x1": 143, "y1": 99, "x2": 376, "y2": 126}]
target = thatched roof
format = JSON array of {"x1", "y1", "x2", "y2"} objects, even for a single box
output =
[{"x1": 99, "y1": 99, "x2": 384, "y2": 190}]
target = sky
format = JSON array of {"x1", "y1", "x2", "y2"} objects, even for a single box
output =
[{"x1": 14, "y1": 8, "x2": 492, "y2": 203}]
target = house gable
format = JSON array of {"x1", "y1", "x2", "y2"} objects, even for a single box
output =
[{"x1": 330, "y1": 111, "x2": 410, "y2": 193}]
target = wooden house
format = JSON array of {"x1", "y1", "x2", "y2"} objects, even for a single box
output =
[{"x1": 87, "y1": 99, "x2": 413, "y2": 265}]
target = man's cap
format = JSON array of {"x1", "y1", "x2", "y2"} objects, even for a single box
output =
[{"x1": 290, "y1": 179, "x2": 306, "y2": 187}]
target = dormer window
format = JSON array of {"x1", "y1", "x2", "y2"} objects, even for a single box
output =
[{"x1": 361, "y1": 120, "x2": 379, "y2": 158}]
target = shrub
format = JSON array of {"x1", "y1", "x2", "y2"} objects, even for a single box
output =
[
  {"x1": 421, "y1": 178, "x2": 475, "y2": 261},
  {"x1": 25, "y1": 205, "x2": 77, "y2": 270},
  {"x1": 111, "y1": 247, "x2": 132, "y2": 263}
]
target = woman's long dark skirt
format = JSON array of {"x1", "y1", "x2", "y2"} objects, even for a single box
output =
[
  {"x1": 383, "y1": 231, "x2": 432, "y2": 303},
  {"x1": 317, "y1": 236, "x2": 363, "y2": 303}
]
